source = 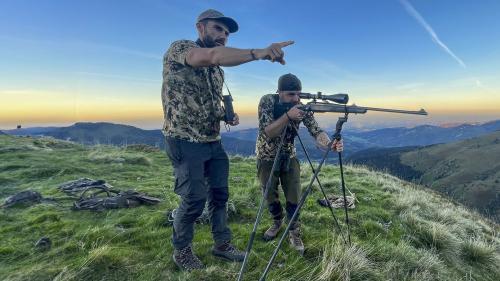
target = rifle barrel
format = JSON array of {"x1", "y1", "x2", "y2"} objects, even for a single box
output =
[
  {"x1": 360, "y1": 106, "x2": 428, "y2": 115},
  {"x1": 302, "y1": 103, "x2": 428, "y2": 115}
]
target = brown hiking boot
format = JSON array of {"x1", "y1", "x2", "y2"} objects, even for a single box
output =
[
  {"x1": 288, "y1": 228, "x2": 304, "y2": 255},
  {"x1": 263, "y1": 219, "x2": 282, "y2": 241},
  {"x1": 173, "y1": 245, "x2": 204, "y2": 271}
]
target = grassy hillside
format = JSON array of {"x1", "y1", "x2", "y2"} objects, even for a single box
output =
[
  {"x1": 347, "y1": 131, "x2": 500, "y2": 222},
  {"x1": 345, "y1": 146, "x2": 423, "y2": 180},
  {"x1": 400, "y1": 131, "x2": 500, "y2": 221},
  {"x1": 0, "y1": 135, "x2": 499, "y2": 281}
]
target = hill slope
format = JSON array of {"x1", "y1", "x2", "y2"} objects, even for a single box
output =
[
  {"x1": 347, "y1": 131, "x2": 500, "y2": 221},
  {"x1": 0, "y1": 135, "x2": 499, "y2": 281}
]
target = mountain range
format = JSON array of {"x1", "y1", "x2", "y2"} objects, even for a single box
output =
[{"x1": 4, "y1": 120, "x2": 499, "y2": 162}]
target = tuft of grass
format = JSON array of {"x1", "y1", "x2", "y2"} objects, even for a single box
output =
[
  {"x1": 125, "y1": 144, "x2": 160, "y2": 153},
  {"x1": 229, "y1": 155, "x2": 245, "y2": 162},
  {"x1": 316, "y1": 237, "x2": 375, "y2": 281},
  {"x1": 33, "y1": 138, "x2": 78, "y2": 149},
  {"x1": 123, "y1": 155, "x2": 153, "y2": 166},
  {"x1": 401, "y1": 212, "x2": 460, "y2": 260},
  {"x1": 370, "y1": 240, "x2": 445, "y2": 281},
  {"x1": 0, "y1": 144, "x2": 43, "y2": 153},
  {"x1": 461, "y1": 237, "x2": 498, "y2": 268},
  {"x1": 88, "y1": 150, "x2": 152, "y2": 166}
]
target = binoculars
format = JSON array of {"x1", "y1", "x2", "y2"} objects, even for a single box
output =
[{"x1": 223, "y1": 95, "x2": 235, "y2": 123}]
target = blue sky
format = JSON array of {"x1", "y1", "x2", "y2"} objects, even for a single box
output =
[{"x1": 1, "y1": 0, "x2": 499, "y2": 130}]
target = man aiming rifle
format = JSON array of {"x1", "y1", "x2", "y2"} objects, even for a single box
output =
[{"x1": 256, "y1": 73, "x2": 343, "y2": 254}]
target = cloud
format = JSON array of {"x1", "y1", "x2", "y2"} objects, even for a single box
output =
[{"x1": 399, "y1": 0, "x2": 466, "y2": 68}]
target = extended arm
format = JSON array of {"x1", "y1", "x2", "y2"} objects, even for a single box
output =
[{"x1": 186, "y1": 41, "x2": 294, "y2": 67}]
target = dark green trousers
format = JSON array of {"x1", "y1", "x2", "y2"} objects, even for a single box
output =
[{"x1": 257, "y1": 158, "x2": 301, "y2": 222}]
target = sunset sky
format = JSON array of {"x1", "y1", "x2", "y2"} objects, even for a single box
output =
[{"x1": 1, "y1": 0, "x2": 499, "y2": 130}]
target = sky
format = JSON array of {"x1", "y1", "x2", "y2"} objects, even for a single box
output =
[{"x1": 1, "y1": 0, "x2": 499, "y2": 130}]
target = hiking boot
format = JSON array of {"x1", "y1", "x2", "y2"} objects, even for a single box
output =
[
  {"x1": 211, "y1": 241, "x2": 245, "y2": 262},
  {"x1": 263, "y1": 219, "x2": 282, "y2": 241},
  {"x1": 173, "y1": 245, "x2": 204, "y2": 271},
  {"x1": 288, "y1": 228, "x2": 304, "y2": 255}
]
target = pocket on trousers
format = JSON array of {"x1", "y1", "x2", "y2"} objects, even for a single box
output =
[
  {"x1": 174, "y1": 168, "x2": 190, "y2": 196},
  {"x1": 165, "y1": 138, "x2": 183, "y2": 164}
]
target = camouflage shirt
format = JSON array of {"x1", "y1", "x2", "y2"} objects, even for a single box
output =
[
  {"x1": 256, "y1": 94, "x2": 324, "y2": 160},
  {"x1": 161, "y1": 39, "x2": 225, "y2": 142}
]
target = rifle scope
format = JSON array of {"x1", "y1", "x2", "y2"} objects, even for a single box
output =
[{"x1": 299, "y1": 92, "x2": 349, "y2": 104}]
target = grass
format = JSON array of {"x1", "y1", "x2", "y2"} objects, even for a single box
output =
[{"x1": 0, "y1": 135, "x2": 499, "y2": 281}]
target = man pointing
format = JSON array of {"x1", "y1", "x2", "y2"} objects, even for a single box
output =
[{"x1": 162, "y1": 9, "x2": 294, "y2": 271}]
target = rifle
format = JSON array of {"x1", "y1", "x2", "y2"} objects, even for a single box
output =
[{"x1": 298, "y1": 92, "x2": 427, "y2": 115}]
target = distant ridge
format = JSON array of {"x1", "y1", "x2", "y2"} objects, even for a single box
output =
[
  {"x1": 346, "y1": 119, "x2": 500, "y2": 147},
  {"x1": 6, "y1": 122, "x2": 165, "y2": 148},
  {"x1": 3, "y1": 120, "x2": 499, "y2": 161},
  {"x1": 224, "y1": 120, "x2": 500, "y2": 147}
]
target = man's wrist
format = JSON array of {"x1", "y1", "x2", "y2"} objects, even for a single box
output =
[
  {"x1": 250, "y1": 49, "x2": 257, "y2": 60},
  {"x1": 250, "y1": 49, "x2": 263, "y2": 60}
]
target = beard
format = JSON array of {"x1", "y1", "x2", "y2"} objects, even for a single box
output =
[{"x1": 201, "y1": 34, "x2": 225, "y2": 48}]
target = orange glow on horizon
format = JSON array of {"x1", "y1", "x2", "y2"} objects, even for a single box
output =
[{"x1": 1, "y1": 89, "x2": 499, "y2": 129}]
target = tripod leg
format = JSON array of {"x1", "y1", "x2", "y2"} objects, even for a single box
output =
[
  {"x1": 338, "y1": 151, "x2": 351, "y2": 246},
  {"x1": 293, "y1": 126, "x2": 347, "y2": 245},
  {"x1": 259, "y1": 147, "x2": 332, "y2": 281},
  {"x1": 237, "y1": 126, "x2": 288, "y2": 281}
]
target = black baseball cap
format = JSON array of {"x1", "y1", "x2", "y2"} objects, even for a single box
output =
[{"x1": 278, "y1": 73, "x2": 302, "y2": 91}]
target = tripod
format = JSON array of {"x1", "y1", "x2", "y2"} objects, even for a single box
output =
[
  {"x1": 259, "y1": 114, "x2": 351, "y2": 281},
  {"x1": 238, "y1": 115, "x2": 350, "y2": 281}
]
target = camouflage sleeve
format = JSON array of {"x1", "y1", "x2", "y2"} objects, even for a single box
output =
[
  {"x1": 258, "y1": 95, "x2": 275, "y2": 135},
  {"x1": 166, "y1": 40, "x2": 198, "y2": 65},
  {"x1": 303, "y1": 112, "x2": 324, "y2": 138}
]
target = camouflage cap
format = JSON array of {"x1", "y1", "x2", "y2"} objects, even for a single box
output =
[
  {"x1": 278, "y1": 73, "x2": 302, "y2": 91},
  {"x1": 197, "y1": 9, "x2": 239, "y2": 33}
]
